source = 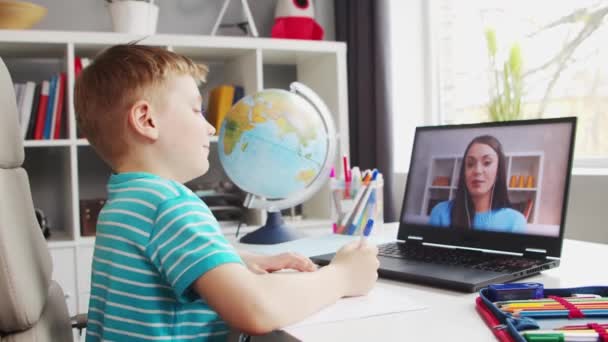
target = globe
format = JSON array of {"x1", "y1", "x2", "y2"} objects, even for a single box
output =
[{"x1": 218, "y1": 82, "x2": 337, "y2": 244}]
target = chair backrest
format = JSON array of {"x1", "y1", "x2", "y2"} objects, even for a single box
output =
[{"x1": 0, "y1": 58, "x2": 72, "y2": 341}]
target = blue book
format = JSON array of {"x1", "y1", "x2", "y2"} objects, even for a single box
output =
[
  {"x1": 43, "y1": 75, "x2": 57, "y2": 139},
  {"x1": 232, "y1": 85, "x2": 244, "y2": 104}
]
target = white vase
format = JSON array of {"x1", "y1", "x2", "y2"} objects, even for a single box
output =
[{"x1": 108, "y1": 1, "x2": 159, "y2": 35}]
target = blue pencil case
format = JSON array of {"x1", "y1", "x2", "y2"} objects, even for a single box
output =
[{"x1": 477, "y1": 283, "x2": 608, "y2": 342}]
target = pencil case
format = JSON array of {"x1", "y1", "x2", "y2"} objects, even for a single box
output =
[{"x1": 477, "y1": 283, "x2": 608, "y2": 342}]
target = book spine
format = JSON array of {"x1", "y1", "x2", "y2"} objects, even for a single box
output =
[
  {"x1": 26, "y1": 83, "x2": 42, "y2": 140},
  {"x1": 43, "y1": 75, "x2": 57, "y2": 139},
  {"x1": 232, "y1": 85, "x2": 244, "y2": 104},
  {"x1": 52, "y1": 73, "x2": 66, "y2": 139},
  {"x1": 33, "y1": 81, "x2": 50, "y2": 140},
  {"x1": 20, "y1": 82, "x2": 36, "y2": 138}
]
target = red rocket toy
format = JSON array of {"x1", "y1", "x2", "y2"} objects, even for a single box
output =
[{"x1": 271, "y1": 0, "x2": 324, "y2": 40}]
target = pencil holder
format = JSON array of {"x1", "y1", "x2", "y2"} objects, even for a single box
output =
[{"x1": 330, "y1": 179, "x2": 384, "y2": 237}]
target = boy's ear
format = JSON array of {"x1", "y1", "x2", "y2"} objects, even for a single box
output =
[{"x1": 128, "y1": 100, "x2": 159, "y2": 141}]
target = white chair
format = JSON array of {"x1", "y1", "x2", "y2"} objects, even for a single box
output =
[{"x1": 0, "y1": 57, "x2": 84, "y2": 341}]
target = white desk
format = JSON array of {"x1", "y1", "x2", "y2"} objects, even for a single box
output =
[{"x1": 231, "y1": 222, "x2": 608, "y2": 341}]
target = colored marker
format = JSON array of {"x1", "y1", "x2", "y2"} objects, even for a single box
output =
[
  {"x1": 359, "y1": 219, "x2": 374, "y2": 247},
  {"x1": 343, "y1": 155, "x2": 350, "y2": 198}
]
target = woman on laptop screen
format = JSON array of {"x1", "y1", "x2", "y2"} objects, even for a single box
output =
[{"x1": 428, "y1": 135, "x2": 527, "y2": 233}]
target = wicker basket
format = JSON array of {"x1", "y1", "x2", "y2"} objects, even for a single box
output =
[{"x1": 0, "y1": 0, "x2": 47, "y2": 29}]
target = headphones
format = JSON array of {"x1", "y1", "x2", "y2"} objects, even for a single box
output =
[
  {"x1": 464, "y1": 184, "x2": 494, "y2": 228},
  {"x1": 35, "y1": 208, "x2": 51, "y2": 239}
]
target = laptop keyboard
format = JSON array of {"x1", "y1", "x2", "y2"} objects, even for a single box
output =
[{"x1": 378, "y1": 242, "x2": 545, "y2": 273}]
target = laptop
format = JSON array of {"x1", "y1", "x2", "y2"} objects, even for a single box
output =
[{"x1": 313, "y1": 117, "x2": 577, "y2": 292}]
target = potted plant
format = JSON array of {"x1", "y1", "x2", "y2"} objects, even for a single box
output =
[
  {"x1": 106, "y1": 0, "x2": 159, "y2": 35},
  {"x1": 485, "y1": 28, "x2": 524, "y2": 122}
]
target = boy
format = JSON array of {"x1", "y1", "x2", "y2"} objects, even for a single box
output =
[{"x1": 74, "y1": 44, "x2": 379, "y2": 341}]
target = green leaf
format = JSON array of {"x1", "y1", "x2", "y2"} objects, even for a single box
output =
[
  {"x1": 509, "y1": 44, "x2": 523, "y2": 78},
  {"x1": 485, "y1": 28, "x2": 497, "y2": 57}
]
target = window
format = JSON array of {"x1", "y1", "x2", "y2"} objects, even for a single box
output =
[
  {"x1": 390, "y1": 0, "x2": 608, "y2": 172},
  {"x1": 434, "y1": 0, "x2": 608, "y2": 167}
]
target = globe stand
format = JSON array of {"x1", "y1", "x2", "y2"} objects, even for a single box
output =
[{"x1": 239, "y1": 211, "x2": 305, "y2": 244}]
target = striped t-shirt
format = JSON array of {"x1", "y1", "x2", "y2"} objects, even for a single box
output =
[{"x1": 86, "y1": 172, "x2": 243, "y2": 341}]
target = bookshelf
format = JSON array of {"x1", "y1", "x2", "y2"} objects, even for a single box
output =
[
  {"x1": 421, "y1": 152, "x2": 544, "y2": 223},
  {"x1": 1, "y1": 30, "x2": 349, "y2": 319}
]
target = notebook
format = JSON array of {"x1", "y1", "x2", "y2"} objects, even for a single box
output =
[{"x1": 313, "y1": 118, "x2": 577, "y2": 292}]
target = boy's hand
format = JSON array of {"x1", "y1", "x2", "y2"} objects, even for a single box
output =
[
  {"x1": 240, "y1": 251, "x2": 317, "y2": 274},
  {"x1": 330, "y1": 240, "x2": 379, "y2": 297}
]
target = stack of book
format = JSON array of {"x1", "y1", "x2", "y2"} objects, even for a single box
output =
[
  {"x1": 12, "y1": 57, "x2": 92, "y2": 141},
  {"x1": 14, "y1": 73, "x2": 66, "y2": 140},
  {"x1": 206, "y1": 84, "x2": 245, "y2": 133}
]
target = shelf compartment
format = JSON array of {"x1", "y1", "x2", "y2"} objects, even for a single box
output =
[
  {"x1": 430, "y1": 158, "x2": 456, "y2": 187},
  {"x1": 181, "y1": 50, "x2": 261, "y2": 115},
  {"x1": 23, "y1": 146, "x2": 74, "y2": 239},
  {"x1": 76, "y1": 146, "x2": 111, "y2": 238},
  {"x1": 77, "y1": 146, "x2": 111, "y2": 201},
  {"x1": 509, "y1": 155, "x2": 541, "y2": 186},
  {"x1": 263, "y1": 64, "x2": 297, "y2": 90},
  {"x1": 5, "y1": 50, "x2": 71, "y2": 140}
]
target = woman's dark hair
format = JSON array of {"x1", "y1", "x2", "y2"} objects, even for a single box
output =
[{"x1": 451, "y1": 135, "x2": 511, "y2": 230}]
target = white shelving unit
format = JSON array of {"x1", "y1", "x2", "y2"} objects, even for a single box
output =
[
  {"x1": 1, "y1": 30, "x2": 348, "y2": 320},
  {"x1": 421, "y1": 152, "x2": 544, "y2": 223}
]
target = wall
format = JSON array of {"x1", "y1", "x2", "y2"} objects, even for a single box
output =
[
  {"x1": 564, "y1": 175, "x2": 608, "y2": 244},
  {"x1": 27, "y1": 0, "x2": 335, "y2": 40}
]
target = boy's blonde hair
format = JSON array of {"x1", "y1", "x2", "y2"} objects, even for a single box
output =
[{"x1": 74, "y1": 43, "x2": 208, "y2": 166}]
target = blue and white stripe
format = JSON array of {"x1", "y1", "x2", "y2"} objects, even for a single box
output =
[{"x1": 86, "y1": 172, "x2": 243, "y2": 342}]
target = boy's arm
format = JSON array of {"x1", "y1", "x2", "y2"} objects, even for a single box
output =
[
  {"x1": 146, "y1": 197, "x2": 377, "y2": 335},
  {"x1": 194, "y1": 241, "x2": 378, "y2": 335}
]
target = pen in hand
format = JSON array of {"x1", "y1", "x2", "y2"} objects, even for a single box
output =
[{"x1": 359, "y1": 219, "x2": 374, "y2": 248}]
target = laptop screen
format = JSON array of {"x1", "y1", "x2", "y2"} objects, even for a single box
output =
[{"x1": 399, "y1": 118, "x2": 576, "y2": 256}]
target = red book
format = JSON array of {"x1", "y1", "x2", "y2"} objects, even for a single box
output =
[
  {"x1": 52, "y1": 73, "x2": 66, "y2": 139},
  {"x1": 33, "y1": 80, "x2": 50, "y2": 140}
]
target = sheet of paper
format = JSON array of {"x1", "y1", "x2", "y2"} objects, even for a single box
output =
[
  {"x1": 237, "y1": 233, "x2": 395, "y2": 257},
  {"x1": 283, "y1": 285, "x2": 427, "y2": 331}
]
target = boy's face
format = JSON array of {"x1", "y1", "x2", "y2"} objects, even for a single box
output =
[{"x1": 156, "y1": 75, "x2": 216, "y2": 182}]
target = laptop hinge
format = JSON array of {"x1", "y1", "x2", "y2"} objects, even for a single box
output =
[
  {"x1": 406, "y1": 235, "x2": 423, "y2": 246},
  {"x1": 524, "y1": 248, "x2": 547, "y2": 260}
]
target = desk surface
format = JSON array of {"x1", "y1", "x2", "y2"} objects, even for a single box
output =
[{"x1": 231, "y1": 222, "x2": 608, "y2": 341}]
